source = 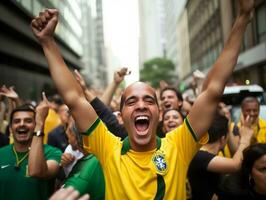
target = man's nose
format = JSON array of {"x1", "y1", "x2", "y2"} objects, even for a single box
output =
[
  {"x1": 137, "y1": 100, "x2": 147, "y2": 110},
  {"x1": 19, "y1": 120, "x2": 25, "y2": 126}
]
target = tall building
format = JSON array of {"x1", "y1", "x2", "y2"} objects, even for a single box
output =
[
  {"x1": 164, "y1": 0, "x2": 187, "y2": 78},
  {"x1": 94, "y1": 0, "x2": 107, "y2": 88},
  {"x1": 80, "y1": 0, "x2": 107, "y2": 89},
  {"x1": 0, "y1": 0, "x2": 107, "y2": 99},
  {"x1": 232, "y1": 0, "x2": 266, "y2": 88},
  {"x1": 186, "y1": 0, "x2": 223, "y2": 72},
  {"x1": 138, "y1": 0, "x2": 165, "y2": 68},
  {"x1": 0, "y1": 0, "x2": 84, "y2": 100},
  {"x1": 177, "y1": 8, "x2": 191, "y2": 80},
  {"x1": 185, "y1": 0, "x2": 266, "y2": 89}
]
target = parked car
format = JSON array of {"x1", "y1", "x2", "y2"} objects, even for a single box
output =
[{"x1": 222, "y1": 85, "x2": 266, "y2": 123}]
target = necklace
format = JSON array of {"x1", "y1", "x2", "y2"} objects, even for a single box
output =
[{"x1": 12, "y1": 145, "x2": 29, "y2": 170}]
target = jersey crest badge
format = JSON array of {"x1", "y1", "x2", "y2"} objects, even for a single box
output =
[{"x1": 152, "y1": 150, "x2": 168, "y2": 175}]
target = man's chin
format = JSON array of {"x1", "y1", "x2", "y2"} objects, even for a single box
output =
[{"x1": 15, "y1": 139, "x2": 31, "y2": 145}]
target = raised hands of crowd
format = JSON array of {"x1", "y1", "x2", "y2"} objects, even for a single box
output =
[
  {"x1": 239, "y1": 114, "x2": 255, "y2": 145},
  {"x1": 31, "y1": 9, "x2": 59, "y2": 43},
  {"x1": 0, "y1": 85, "x2": 19, "y2": 100},
  {"x1": 35, "y1": 92, "x2": 50, "y2": 129},
  {"x1": 100, "y1": 67, "x2": 130, "y2": 106},
  {"x1": 239, "y1": 0, "x2": 254, "y2": 20},
  {"x1": 0, "y1": 85, "x2": 21, "y2": 122},
  {"x1": 113, "y1": 67, "x2": 130, "y2": 85},
  {"x1": 74, "y1": 70, "x2": 96, "y2": 102}
]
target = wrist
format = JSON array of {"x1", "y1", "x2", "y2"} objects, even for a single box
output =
[
  {"x1": 239, "y1": 140, "x2": 250, "y2": 145},
  {"x1": 33, "y1": 130, "x2": 45, "y2": 137},
  {"x1": 41, "y1": 37, "x2": 56, "y2": 48},
  {"x1": 34, "y1": 122, "x2": 44, "y2": 132},
  {"x1": 238, "y1": 12, "x2": 252, "y2": 23}
]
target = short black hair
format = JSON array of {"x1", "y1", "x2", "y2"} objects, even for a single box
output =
[
  {"x1": 47, "y1": 94, "x2": 64, "y2": 106},
  {"x1": 10, "y1": 104, "x2": 36, "y2": 124},
  {"x1": 160, "y1": 86, "x2": 183, "y2": 102},
  {"x1": 207, "y1": 112, "x2": 229, "y2": 144}
]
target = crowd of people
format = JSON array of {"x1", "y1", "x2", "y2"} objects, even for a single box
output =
[{"x1": 0, "y1": 0, "x2": 266, "y2": 199}]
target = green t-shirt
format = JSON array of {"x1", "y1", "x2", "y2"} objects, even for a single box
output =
[
  {"x1": 64, "y1": 154, "x2": 105, "y2": 200},
  {"x1": 0, "y1": 144, "x2": 62, "y2": 200}
]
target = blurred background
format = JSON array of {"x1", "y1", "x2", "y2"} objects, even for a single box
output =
[{"x1": 0, "y1": 0, "x2": 265, "y2": 101}]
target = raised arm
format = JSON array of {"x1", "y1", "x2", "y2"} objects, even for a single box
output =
[
  {"x1": 100, "y1": 67, "x2": 129, "y2": 106},
  {"x1": 188, "y1": 0, "x2": 254, "y2": 139},
  {"x1": 28, "y1": 93, "x2": 60, "y2": 178},
  {"x1": 31, "y1": 9, "x2": 97, "y2": 132},
  {"x1": 74, "y1": 70, "x2": 127, "y2": 139},
  {"x1": 207, "y1": 116, "x2": 253, "y2": 173}
]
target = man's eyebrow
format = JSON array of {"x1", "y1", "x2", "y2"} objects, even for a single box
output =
[
  {"x1": 144, "y1": 95, "x2": 156, "y2": 99},
  {"x1": 125, "y1": 95, "x2": 137, "y2": 102}
]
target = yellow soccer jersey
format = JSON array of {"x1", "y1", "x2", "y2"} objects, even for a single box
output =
[
  {"x1": 82, "y1": 117, "x2": 207, "y2": 200},
  {"x1": 237, "y1": 118, "x2": 266, "y2": 144}
]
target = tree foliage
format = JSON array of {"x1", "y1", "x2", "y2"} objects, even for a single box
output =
[{"x1": 140, "y1": 57, "x2": 176, "y2": 88}]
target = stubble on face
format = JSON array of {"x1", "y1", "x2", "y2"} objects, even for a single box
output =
[{"x1": 11, "y1": 111, "x2": 35, "y2": 146}]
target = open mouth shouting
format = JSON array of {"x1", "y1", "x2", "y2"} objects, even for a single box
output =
[
  {"x1": 134, "y1": 115, "x2": 150, "y2": 136},
  {"x1": 166, "y1": 122, "x2": 178, "y2": 131},
  {"x1": 15, "y1": 127, "x2": 30, "y2": 139},
  {"x1": 163, "y1": 103, "x2": 172, "y2": 109}
]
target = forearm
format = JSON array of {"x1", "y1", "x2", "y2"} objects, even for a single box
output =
[
  {"x1": 28, "y1": 122, "x2": 48, "y2": 178},
  {"x1": 231, "y1": 139, "x2": 250, "y2": 169},
  {"x1": 91, "y1": 97, "x2": 127, "y2": 138},
  {"x1": 84, "y1": 89, "x2": 96, "y2": 103},
  {"x1": 100, "y1": 81, "x2": 118, "y2": 106},
  {"x1": 227, "y1": 131, "x2": 239, "y2": 155},
  {"x1": 41, "y1": 39, "x2": 83, "y2": 108}
]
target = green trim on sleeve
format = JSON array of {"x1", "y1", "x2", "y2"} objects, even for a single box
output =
[
  {"x1": 154, "y1": 174, "x2": 165, "y2": 200},
  {"x1": 82, "y1": 118, "x2": 101, "y2": 136},
  {"x1": 184, "y1": 117, "x2": 199, "y2": 142}
]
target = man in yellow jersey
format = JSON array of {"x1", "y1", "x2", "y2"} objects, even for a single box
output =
[
  {"x1": 236, "y1": 97, "x2": 266, "y2": 144},
  {"x1": 31, "y1": 0, "x2": 254, "y2": 199}
]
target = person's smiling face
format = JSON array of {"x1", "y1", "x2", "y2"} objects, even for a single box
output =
[{"x1": 121, "y1": 82, "x2": 159, "y2": 152}]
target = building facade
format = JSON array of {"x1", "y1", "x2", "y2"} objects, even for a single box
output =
[
  {"x1": 0, "y1": 0, "x2": 107, "y2": 100},
  {"x1": 138, "y1": 0, "x2": 166, "y2": 68},
  {"x1": 232, "y1": 0, "x2": 266, "y2": 89},
  {"x1": 185, "y1": 0, "x2": 266, "y2": 89},
  {"x1": 177, "y1": 8, "x2": 191, "y2": 80},
  {"x1": 0, "y1": 0, "x2": 84, "y2": 100}
]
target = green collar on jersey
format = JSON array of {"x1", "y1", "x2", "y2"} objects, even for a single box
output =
[{"x1": 121, "y1": 136, "x2": 161, "y2": 155}]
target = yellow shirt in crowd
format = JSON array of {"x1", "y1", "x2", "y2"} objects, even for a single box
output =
[{"x1": 82, "y1": 117, "x2": 208, "y2": 200}]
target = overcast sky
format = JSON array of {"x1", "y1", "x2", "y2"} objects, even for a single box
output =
[{"x1": 103, "y1": 0, "x2": 139, "y2": 85}]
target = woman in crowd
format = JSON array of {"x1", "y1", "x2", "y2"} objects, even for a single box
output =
[
  {"x1": 218, "y1": 143, "x2": 266, "y2": 200},
  {"x1": 162, "y1": 108, "x2": 184, "y2": 134}
]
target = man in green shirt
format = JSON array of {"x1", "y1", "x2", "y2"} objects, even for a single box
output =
[
  {"x1": 64, "y1": 154, "x2": 105, "y2": 200},
  {"x1": 0, "y1": 97, "x2": 62, "y2": 199}
]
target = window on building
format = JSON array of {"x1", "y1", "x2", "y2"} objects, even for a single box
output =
[
  {"x1": 256, "y1": 3, "x2": 266, "y2": 43},
  {"x1": 20, "y1": 0, "x2": 32, "y2": 13},
  {"x1": 33, "y1": 1, "x2": 43, "y2": 16}
]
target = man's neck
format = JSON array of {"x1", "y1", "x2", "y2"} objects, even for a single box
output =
[{"x1": 13, "y1": 142, "x2": 31, "y2": 152}]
